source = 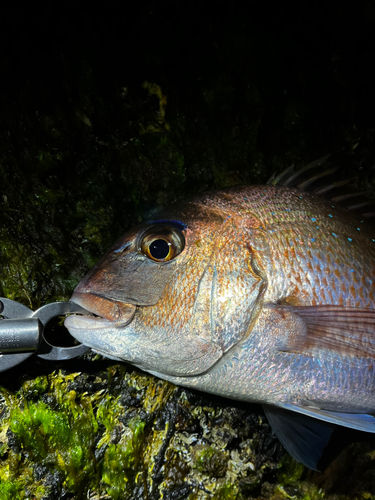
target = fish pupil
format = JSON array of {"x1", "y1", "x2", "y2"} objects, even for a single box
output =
[{"x1": 149, "y1": 239, "x2": 170, "y2": 260}]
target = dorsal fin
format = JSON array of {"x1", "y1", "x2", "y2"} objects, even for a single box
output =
[
  {"x1": 267, "y1": 156, "x2": 375, "y2": 222},
  {"x1": 267, "y1": 156, "x2": 331, "y2": 187}
]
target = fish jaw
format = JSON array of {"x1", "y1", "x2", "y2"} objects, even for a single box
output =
[
  {"x1": 70, "y1": 291, "x2": 136, "y2": 326},
  {"x1": 65, "y1": 294, "x2": 224, "y2": 377},
  {"x1": 64, "y1": 292, "x2": 137, "y2": 361},
  {"x1": 64, "y1": 314, "x2": 134, "y2": 361}
]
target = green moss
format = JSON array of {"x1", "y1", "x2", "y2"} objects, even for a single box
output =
[
  {"x1": 9, "y1": 390, "x2": 99, "y2": 494},
  {"x1": 96, "y1": 395, "x2": 122, "y2": 435},
  {"x1": 0, "y1": 449, "x2": 48, "y2": 500},
  {"x1": 193, "y1": 445, "x2": 228, "y2": 477},
  {"x1": 276, "y1": 456, "x2": 326, "y2": 500},
  {"x1": 212, "y1": 483, "x2": 239, "y2": 499},
  {"x1": 0, "y1": 481, "x2": 24, "y2": 500},
  {"x1": 21, "y1": 376, "x2": 49, "y2": 397},
  {"x1": 101, "y1": 418, "x2": 146, "y2": 499},
  {"x1": 277, "y1": 455, "x2": 305, "y2": 486},
  {"x1": 186, "y1": 482, "x2": 239, "y2": 500},
  {"x1": 2, "y1": 366, "x2": 368, "y2": 500},
  {"x1": 4, "y1": 372, "x2": 112, "y2": 496},
  {"x1": 140, "y1": 81, "x2": 170, "y2": 134},
  {"x1": 2, "y1": 370, "x2": 173, "y2": 498}
]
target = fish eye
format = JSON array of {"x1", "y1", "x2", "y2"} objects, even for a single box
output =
[
  {"x1": 140, "y1": 224, "x2": 185, "y2": 262},
  {"x1": 149, "y1": 239, "x2": 170, "y2": 260}
]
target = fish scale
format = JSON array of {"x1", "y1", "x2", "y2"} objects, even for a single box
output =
[{"x1": 229, "y1": 186, "x2": 375, "y2": 308}]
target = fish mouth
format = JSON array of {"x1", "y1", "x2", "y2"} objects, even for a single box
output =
[{"x1": 68, "y1": 291, "x2": 137, "y2": 327}]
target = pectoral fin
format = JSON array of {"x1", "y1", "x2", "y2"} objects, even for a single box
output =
[
  {"x1": 276, "y1": 304, "x2": 375, "y2": 359},
  {"x1": 263, "y1": 404, "x2": 334, "y2": 470}
]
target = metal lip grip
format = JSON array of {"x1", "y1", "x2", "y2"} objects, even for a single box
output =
[{"x1": 0, "y1": 298, "x2": 90, "y2": 372}]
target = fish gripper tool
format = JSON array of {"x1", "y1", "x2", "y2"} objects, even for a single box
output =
[{"x1": 0, "y1": 298, "x2": 90, "y2": 372}]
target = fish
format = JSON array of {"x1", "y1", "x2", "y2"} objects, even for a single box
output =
[{"x1": 65, "y1": 163, "x2": 375, "y2": 470}]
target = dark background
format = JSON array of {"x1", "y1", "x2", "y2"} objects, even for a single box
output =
[{"x1": 1, "y1": 3, "x2": 375, "y2": 307}]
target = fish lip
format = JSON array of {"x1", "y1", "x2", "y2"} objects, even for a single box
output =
[
  {"x1": 64, "y1": 314, "x2": 114, "y2": 331},
  {"x1": 69, "y1": 291, "x2": 137, "y2": 327}
]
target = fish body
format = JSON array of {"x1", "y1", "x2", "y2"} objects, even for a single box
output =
[{"x1": 66, "y1": 183, "x2": 375, "y2": 469}]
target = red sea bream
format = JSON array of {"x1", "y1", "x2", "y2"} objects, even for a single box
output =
[{"x1": 65, "y1": 180, "x2": 375, "y2": 469}]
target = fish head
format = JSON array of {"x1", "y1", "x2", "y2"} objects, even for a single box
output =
[{"x1": 65, "y1": 192, "x2": 264, "y2": 376}]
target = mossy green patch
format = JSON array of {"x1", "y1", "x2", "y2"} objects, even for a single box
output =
[
  {"x1": 20, "y1": 375, "x2": 49, "y2": 397},
  {"x1": 0, "y1": 480, "x2": 24, "y2": 500},
  {"x1": 2, "y1": 370, "x2": 152, "y2": 498},
  {"x1": 102, "y1": 418, "x2": 146, "y2": 500},
  {"x1": 9, "y1": 375, "x2": 99, "y2": 496},
  {"x1": 277, "y1": 455, "x2": 305, "y2": 486},
  {"x1": 276, "y1": 456, "x2": 326, "y2": 500},
  {"x1": 1, "y1": 368, "x2": 184, "y2": 499},
  {"x1": 2, "y1": 365, "x2": 371, "y2": 500},
  {"x1": 0, "y1": 449, "x2": 47, "y2": 500},
  {"x1": 186, "y1": 482, "x2": 239, "y2": 500},
  {"x1": 193, "y1": 445, "x2": 228, "y2": 477},
  {"x1": 212, "y1": 482, "x2": 239, "y2": 499}
]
